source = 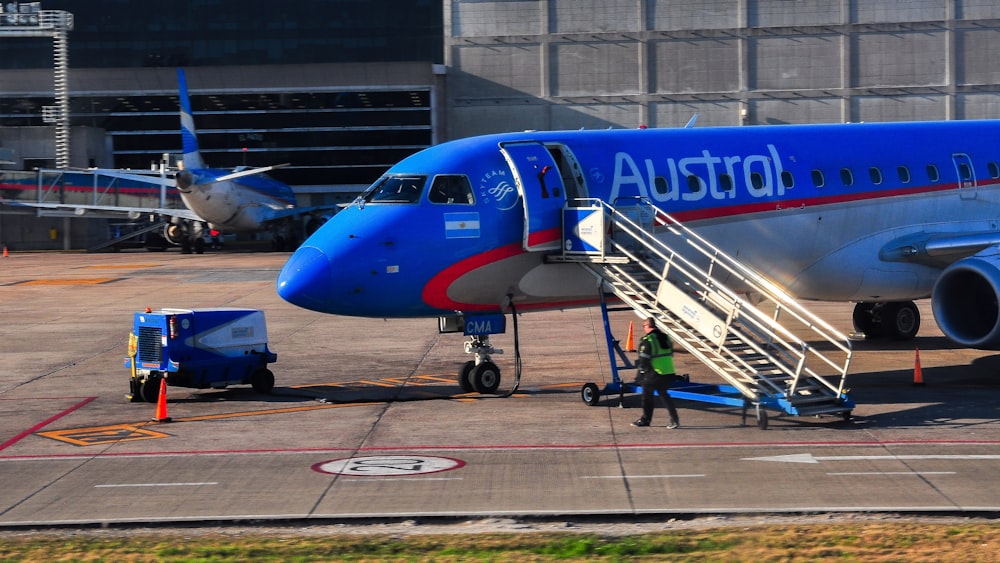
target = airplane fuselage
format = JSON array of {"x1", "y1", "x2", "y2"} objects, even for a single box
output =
[
  {"x1": 277, "y1": 120, "x2": 1000, "y2": 347},
  {"x1": 178, "y1": 169, "x2": 298, "y2": 232}
]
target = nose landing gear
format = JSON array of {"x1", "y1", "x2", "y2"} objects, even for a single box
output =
[
  {"x1": 458, "y1": 335, "x2": 503, "y2": 394},
  {"x1": 443, "y1": 307, "x2": 522, "y2": 397}
]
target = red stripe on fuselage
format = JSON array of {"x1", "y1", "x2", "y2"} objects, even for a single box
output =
[
  {"x1": 422, "y1": 179, "x2": 984, "y2": 311},
  {"x1": 422, "y1": 237, "x2": 595, "y2": 312},
  {"x1": 668, "y1": 180, "x2": 975, "y2": 222}
]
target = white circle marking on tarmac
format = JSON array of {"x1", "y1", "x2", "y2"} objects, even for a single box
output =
[{"x1": 312, "y1": 455, "x2": 465, "y2": 476}]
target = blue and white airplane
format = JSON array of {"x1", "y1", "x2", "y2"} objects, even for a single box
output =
[
  {"x1": 2, "y1": 69, "x2": 333, "y2": 252},
  {"x1": 276, "y1": 119, "x2": 1000, "y2": 390},
  {"x1": 168, "y1": 68, "x2": 336, "y2": 251}
]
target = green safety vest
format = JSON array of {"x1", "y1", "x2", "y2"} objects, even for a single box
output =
[{"x1": 645, "y1": 332, "x2": 675, "y2": 375}]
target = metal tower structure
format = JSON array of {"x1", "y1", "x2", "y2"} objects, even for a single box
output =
[{"x1": 0, "y1": 2, "x2": 74, "y2": 168}]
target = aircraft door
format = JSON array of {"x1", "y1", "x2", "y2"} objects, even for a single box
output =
[
  {"x1": 499, "y1": 141, "x2": 566, "y2": 251},
  {"x1": 952, "y1": 153, "x2": 977, "y2": 200}
]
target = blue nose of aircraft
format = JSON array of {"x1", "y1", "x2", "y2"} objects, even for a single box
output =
[{"x1": 276, "y1": 245, "x2": 334, "y2": 313}]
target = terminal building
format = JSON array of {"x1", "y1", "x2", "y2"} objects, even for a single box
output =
[{"x1": 4, "y1": 1, "x2": 1000, "y2": 249}]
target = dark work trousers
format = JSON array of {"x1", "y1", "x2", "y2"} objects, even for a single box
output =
[{"x1": 640, "y1": 372, "x2": 679, "y2": 424}]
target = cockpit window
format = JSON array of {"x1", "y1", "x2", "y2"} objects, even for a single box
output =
[
  {"x1": 429, "y1": 175, "x2": 475, "y2": 205},
  {"x1": 362, "y1": 175, "x2": 426, "y2": 203}
]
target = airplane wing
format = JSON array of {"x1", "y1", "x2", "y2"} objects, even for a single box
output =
[
  {"x1": 67, "y1": 168, "x2": 176, "y2": 187},
  {"x1": 881, "y1": 230, "x2": 1000, "y2": 267},
  {"x1": 256, "y1": 203, "x2": 343, "y2": 223},
  {"x1": 212, "y1": 163, "x2": 290, "y2": 184},
  {"x1": 0, "y1": 198, "x2": 201, "y2": 222}
]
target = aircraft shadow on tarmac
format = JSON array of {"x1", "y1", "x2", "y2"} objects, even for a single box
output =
[
  {"x1": 161, "y1": 376, "x2": 575, "y2": 406},
  {"x1": 150, "y1": 347, "x2": 1000, "y2": 433}
]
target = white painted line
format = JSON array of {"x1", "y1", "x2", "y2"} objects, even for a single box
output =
[
  {"x1": 95, "y1": 482, "x2": 218, "y2": 488},
  {"x1": 826, "y1": 472, "x2": 956, "y2": 476},
  {"x1": 745, "y1": 453, "x2": 1000, "y2": 464}
]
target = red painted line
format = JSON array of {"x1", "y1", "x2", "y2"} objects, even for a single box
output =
[
  {"x1": 1, "y1": 439, "x2": 998, "y2": 461},
  {"x1": 0, "y1": 397, "x2": 97, "y2": 452}
]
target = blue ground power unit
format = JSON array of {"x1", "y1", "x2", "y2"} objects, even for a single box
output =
[{"x1": 126, "y1": 307, "x2": 277, "y2": 403}]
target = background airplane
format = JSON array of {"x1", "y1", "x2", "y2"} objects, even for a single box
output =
[
  {"x1": 1, "y1": 69, "x2": 336, "y2": 253},
  {"x1": 275, "y1": 119, "x2": 1000, "y2": 405}
]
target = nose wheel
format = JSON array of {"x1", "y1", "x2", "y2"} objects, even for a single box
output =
[{"x1": 455, "y1": 334, "x2": 504, "y2": 395}]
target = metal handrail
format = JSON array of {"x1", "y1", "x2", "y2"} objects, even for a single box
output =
[{"x1": 566, "y1": 197, "x2": 852, "y2": 400}]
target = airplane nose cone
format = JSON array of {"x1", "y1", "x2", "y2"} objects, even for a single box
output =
[{"x1": 277, "y1": 246, "x2": 333, "y2": 312}]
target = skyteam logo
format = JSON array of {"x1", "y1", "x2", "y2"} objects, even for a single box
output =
[{"x1": 479, "y1": 169, "x2": 520, "y2": 211}]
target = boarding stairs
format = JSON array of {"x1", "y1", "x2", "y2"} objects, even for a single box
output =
[{"x1": 549, "y1": 198, "x2": 853, "y2": 425}]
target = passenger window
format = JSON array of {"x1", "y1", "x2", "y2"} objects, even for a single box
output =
[
  {"x1": 927, "y1": 165, "x2": 939, "y2": 182},
  {"x1": 958, "y1": 162, "x2": 972, "y2": 181},
  {"x1": 989, "y1": 162, "x2": 1000, "y2": 179},
  {"x1": 781, "y1": 171, "x2": 794, "y2": 189},
  {"x1": 365, "y1": 175, "x2": 427, "y2": 203},
  {"x1": 686, "y1": 175, "x2": 701, "y2": 192},
  {"x1": 869, "y1": 167, "x2": 882, "y2": 185},
  {"x1": 429, "y1": 175, "x2": 474, "y2": 205},
  {"x1": 840, "y1": 168, "x2": 854, "y2": 186},
  {"x1": 750, "y1": 172, "x2": 764, "y2": 190},
  {"x1": 811, "y1": 169, "x2": 824, "y2": 187},
  {"x1": 719, "y1": 174, "x2": 733, "y2": 191},
  {"x1": 654, "y1": 176, "x2": 670, "y2": 195},
  {"x1": 897, "y1": 166, "x2": 910, "y2": 183}
]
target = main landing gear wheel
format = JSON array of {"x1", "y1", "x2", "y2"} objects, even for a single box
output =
[
  {"x1": 882, "y1": 301, "x2": 920, "y2": 340},
  {"x1": 852, "y1": 301, "x2": 920, "y2": 340},
  {"x1": 470, "y1": 361, "x2": 501, "y2": 394},
  {"x1": 581, "y1": 382, "x2": 601, "y2": 406},
  {"x1": 457, "y1": 360, "x2": 476, "y2": 393},
  {"x1": 852, "y1": 302, "x2": 878, "y2": 337}
]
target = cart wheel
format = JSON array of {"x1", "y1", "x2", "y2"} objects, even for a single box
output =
[
  {"x1": 842, "y1": 410, "x2": 853, "y2": 423},
  {"x1": 251, "y1": 368, "x2": 275, "y2": 394},
  {"x1": 457, "y1": 360, "x2": 475, "y2": 393},
  {"x1": 581, "y1": 383, "x2": 601, "y2": 406},
  {"x1": 756, "y1": 405, "x2": 769, "y2": 430},
  {"x1": 471, "y1": 361, "x2": 501, "y2": 394},
  {"x1": 139, "y1": 377, "x2": 160, "y2": 404}
]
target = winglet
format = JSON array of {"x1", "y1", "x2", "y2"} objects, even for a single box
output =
[
  {"x1": 685, "y1": 114, "x2": 699, "y2": 128},
  {"x1": 177, "y1": 68, "x2": 206, "y2": 170}
]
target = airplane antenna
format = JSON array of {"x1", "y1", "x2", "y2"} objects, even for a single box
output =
[{"x1": 685, "y1": 114, "x2": 700, "y2": 128}]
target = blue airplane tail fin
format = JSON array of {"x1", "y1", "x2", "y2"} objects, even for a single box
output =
[{"x1": 178, "y1": 68, "x2": 207, "y2": 171}]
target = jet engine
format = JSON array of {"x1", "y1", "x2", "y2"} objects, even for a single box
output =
[
  {"x1": 931, "y1": 253, "x2": 1000, "y2": 349},
  {"x1": 176, "y1": 169, "x2": 195, "y2": 193}
]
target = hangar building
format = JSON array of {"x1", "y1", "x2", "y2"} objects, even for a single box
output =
[{"x1": 3, "y1": 0, "x2": 1000, "y2": 249}]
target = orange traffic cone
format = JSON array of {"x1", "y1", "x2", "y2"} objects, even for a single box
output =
[
  {"x1": 625, "y1": 321, "x2": 635, "y2": 352},
  {"x1": 2, "y1": 246, "x2": 7, "y2": 258},
  {"x1": 153, "y1": 377, "x2": 172, "y2": 422},
  {"x1": 912, "y1": 347, "x2": 925, "y2": 386}
]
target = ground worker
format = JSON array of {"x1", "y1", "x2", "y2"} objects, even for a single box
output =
[{"x1": 631, "y1": 317, "x2": 680, "y2": 428}]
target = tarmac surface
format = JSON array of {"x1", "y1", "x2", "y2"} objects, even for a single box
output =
[{"x1": 2, "y1": 250, "x2": 1000, "y2": 528}]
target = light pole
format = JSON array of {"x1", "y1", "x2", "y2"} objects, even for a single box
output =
[{"x1": 0, "y1": 2, "x2": 74, "y2": 168}]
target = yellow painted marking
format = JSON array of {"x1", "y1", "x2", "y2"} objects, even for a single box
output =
[
  {"x1": 171, "y1": 401, "x2": 383, "y2": 422},
  {"x1": 540, "y1": 382, "x2": 587, "y2": 389},
  {"x1": 414, "y1": 375, "x2": 456, "y2": 384},
  {"x1": 357, "y1": 379, "x2": 397, "y2": 387},
  {"x1": 16, "y1": 278, "x2": 120, "y2": 286},
  {"x1": 81, "y1": 264, "x2": 161, "y2": 270},
  {"x1": 38, "y1": 424, "x2": 171, "y2": 446},
  {"x1": 37, "y1": 375, "x2": 556, "y2": 447},
  {"x1": 36, "y1": 403, "x2": 384, "y2": 446}
]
